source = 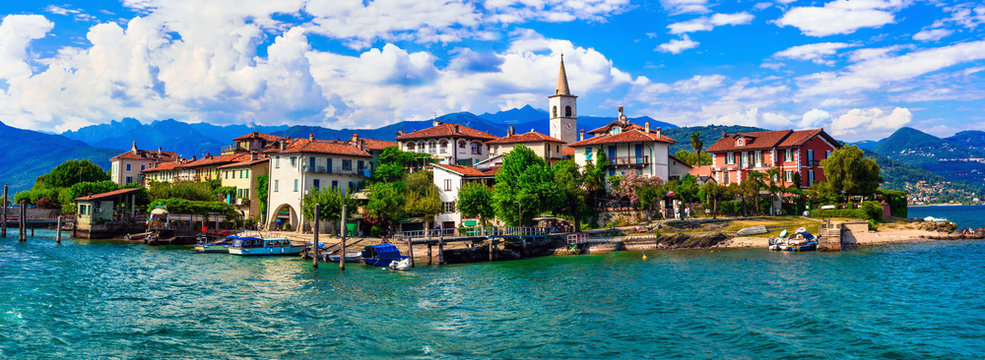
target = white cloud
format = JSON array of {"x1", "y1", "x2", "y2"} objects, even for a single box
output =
[
  {"x1": 673, "y1": 74, "x2": 725, "y2": 92},
  {"x1": 799, "y1": 108, "x2": 831, "y2": 128},
  {"x1": 913, "y1": 28, "x2": 953, "y2": 41},
  {"x1": 660, "y1": 0, "x2": 710, "y2": 15},
  {"x1": 0, "y1": 15, "x2": 54, "y2": 81},
  {"x1": 667, "y1": 12, "x2": 754, "y2": 34},
  {"x1": 776, "y1": 0, "x2": 907, "y2": 37},
  {"x1": 831, "y1": 107, "x2": 912, "y2": 140},
  {"x1": 658, "y1": 34, "x2": 698, "y2": 54},
  {"x1": 773, "y1": 42, "x2": 853, "y2": 65}
]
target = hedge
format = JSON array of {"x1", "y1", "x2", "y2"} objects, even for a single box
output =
[
  {"x1": 147, "y1": 198, "x2": 239, "y2": 218},
  {"x1": 810, "y1": 201, "x2": 883, "y2": 221}
]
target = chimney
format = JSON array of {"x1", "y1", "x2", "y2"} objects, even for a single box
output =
[
  {"x1": 396, "y1": 130, "x2": 406, "y2": 137},
  {"x1": 721, "y1": 130, "x2": 727, "y2": 138},
  {"x1": 655, "y1": 127, "x2": 661, "y2": 138},
  {"x1": 579, "y1": 129, "x2": 585, "y2": 141},
  {"x1": 352, "y1": 133, "x2": 359, "y2": 143},
  {"x1": 644, "y1": 121, "x2": 650, "y2": 133},
  {"x1": 251, "y1": 152, "x2": 258, "y2": 161},
  {"x1": 206, "y1": 152, "x2": 211, "y2": 158},
  {"x1": 433, "y1": 119, "x2": 442, "y2": 127},
  {"x1": 192, "y1": 156, "x2": 197, "y2": 161},
  {"x1": 309, "y1": 133, "x2": 315, "y2": 141},
  {"x1": 131, "y1": 141, "x2": 138, "y2": 154},
  {"x1": 617, "y1": 105, "x2": 626, "y2": 121},
  {"x1": 359, "y1": 139, "x2": 365, "y2": 151},
  {"x1": 453, "y1": 124, "x2": 459, "y2": 134},
  {"x1": 279, "y1": 140, "x2": 286, "y2": 151},
  {"x1": 508, "y1": 126, "x2": 515, "y2": 137}
]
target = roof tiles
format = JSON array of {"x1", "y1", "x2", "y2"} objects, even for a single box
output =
[{"x1": 396, "y1": 123, "x2": 497, "y2": 141}]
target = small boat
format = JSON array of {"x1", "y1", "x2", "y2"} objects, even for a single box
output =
[
  {"x1": 328, "y1": 252, "x2": 363, "y2": 263},
  {"x1": 768, "y1": 230, "x2": 788, "y2": 251},
  {"x1": 195, "y1": 235, "x2": 238, "y2": 253},
  {"x1": 770, "y1": 227, "x2": 817, "y2": 252},
  {"x1": 738, "y1": 225, "x2": 768, "y2": 235},
  {"x1": 228, "y1": 237, "x2": 302, "y2": 256},
  {"x1": 389, "y1": 257, "x2": 411, "y2": 271},
  {"x1": 361, "y1": 244, "x2": 407, "y2": 266}
]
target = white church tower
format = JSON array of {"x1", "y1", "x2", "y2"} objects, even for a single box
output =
[{"x1": 549, "y1": 55, "x2": 577, "y2": 144}]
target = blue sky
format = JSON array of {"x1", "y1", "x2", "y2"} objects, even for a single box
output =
[{"x1": 0, "y1": 0, "x2": 983, "y2": 141}]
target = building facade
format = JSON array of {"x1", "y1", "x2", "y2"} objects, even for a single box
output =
[
  {"x1": 568, "y1": 106, "x2": 676, "y2": 183},
  {"x1": 485, "y1": 127, "x2": 567, "y2": 165},
  {"x1": 222, "y1": 132, "x2": 284, "y2": 155},
  {"x1": 396, "y1": 121, "x2": 498, "y2": 166},
  {"x1": 218, "y1": 153, "x2": 269, "y2": 220},
  {"x1": 705, "y1": 129, "x2": 840, "y2": 188},
  {"x1": 432, "y1": 163, "x2": 495, "y2": 230},
  {"x1": 109, "y1": 141, "x2": 177, "y2": 186},
  {"x1": 549, "y1": 55, "x2": 578, "y2": 144}
]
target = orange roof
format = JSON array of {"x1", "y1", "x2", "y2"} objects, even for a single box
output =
[
  {"x1": 706, "y1": 129, "x2": 838, "y2": 152},
  {"x1": 561, "y1": 146, "x2": 575, "y2": 157},
  {"x1": 142, "y1": 161, "x2": 182, "y2": 173},
  {"x1": 587, "y1": 119, "x2": 644, "y2": 135},
  {"x1": 778, "y1": 129, "x2": 840, "y2": 148},
  {"x1": 568, "y1": 128, "x2": 675, "y2": 147},
  {"x1": 396, "y1": 123, "x2": 497, "y2": 141},
  {"x1": 111, "y1": 149, "x2": 178, "y2": 162},
  {"x1": 482, "y1": 166, "x2": 501, "y2": 176},
  {"x1": 487, "y1": 131, "x2": 565, "y2": 145},
  {"x1": 359, "y1": 138, "x2": 398, "y2": 150},
  {"x1": 75, "y1": 188, "x2": 141, "y2": 201},
  {"x1": 689, "y1": 165, "x2": 713, "y2": 177},
  {"x1": 233, "y1": 132, "x2": 285, "y2": 142},
  {"x1": 217, "y1": 155, "x2": 269, "y2": 169},
  {"x1": 433, "y1": 163, "x2": 491, "y2": 177},
  {"x1": 179, "y1": 153, "x2": 252, "y2": 168},
  {"x1": 269, "y1": 138, "x2": 372, "y2": 157}
]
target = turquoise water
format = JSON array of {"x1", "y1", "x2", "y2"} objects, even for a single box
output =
[
  {"x1": 3, "y1": 230, "x2": 985, "y2": 359},
  {"x1": 909, "y1": 205, "x2": 985, "y2": 229}
]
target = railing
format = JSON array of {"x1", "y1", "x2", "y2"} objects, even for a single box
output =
[
  {"x1": 221, "y1": 144, "x2": 238, "y2": 153},
  {"x1": 396, "y1": 226, "x2": 548, "y2": 239},
  {"x1": 609, "y1": 156, "x2": 650, "y2": 166}
]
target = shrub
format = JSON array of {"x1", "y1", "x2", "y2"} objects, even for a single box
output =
[{"x1": 810, "y1": 201, "x2": 883, "y2": 221}]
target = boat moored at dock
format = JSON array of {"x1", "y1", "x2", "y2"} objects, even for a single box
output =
[
  {"x1": 195, "y1": 235, "x2": 238, "y2": 253},
  {"x1": 361, "y1": 244, "x2": 407, "y2": 266},
  {"x1": 228, "y1": 237, "x2": 302, "y2": 256}
]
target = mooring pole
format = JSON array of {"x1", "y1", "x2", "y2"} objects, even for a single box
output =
[
  {"x1": 339, "y1": 205, "x2": 347, "y2": 271},
  {"x1": 56, "y1": 216, "x2": 62, "y2": 244},
  {"x1": 488, "y1": 239, "x2": 494, "y2": 262},
  {"x1": 427, "y1": 242, "x2": 433, "y2": 265},
  {"x1": 19, "y1": 200, "x2": 26, "y2": 242},
  {"x1": 1, "y1": 184, "x2": 7, "y2": 237},
  {"x1": 438, "y1": 235, "x2": 445, "y2": 265},
  {"x1": 407, "y1": 237, "x2": 415, "y2": 268},
  {"x1": 312, "y1": 204, "x2": 320, "y2": 268}
]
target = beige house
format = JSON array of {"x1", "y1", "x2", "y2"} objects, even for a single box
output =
[
  {"x1": 568, "y1": 106, "x2": 677, "y2": 185},
  {"x1": 485, "y1": 127, "x2": 567, "y2": 166},
  {"x1": 218, "y1": 153, "x2": 269, "y2": 220},
  {"x1": 396, "y1": 121, "x2": 498, "y2": 167},
  {"x1": 222, "y1": 132, "x2": 285, "y2": 155},
  {"x1": 142, "y1": 153, "x2": 251, "y2": 183},
  {"x1": 109, "y1": 141, "x2": 177, "y2": 186}
]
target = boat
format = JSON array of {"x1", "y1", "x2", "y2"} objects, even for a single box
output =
[
  {"x1": 770, "y1": 227, "x2": 817, "y2": 252},
  {"x1": 389, "y1": 257, "x2": 411, "y2": 271},
  {"x1": 361, "y1": 244, "x2": 407, "y2": 266},
  {"x1": 737, "y1": 225, "x2": 768, "y2": 235},
  {"x1": 228, "y1": 237, "x2": 303, "y2": 256},
  {"x1": 195, "y1": 235, "x2": 237, "y2": 253},
  {"x1": 328, "y1": 252, "x2": 363, "y2": 263},
  {"x1": 768, "y1": 230, "x2": 788, "y2": 251}
]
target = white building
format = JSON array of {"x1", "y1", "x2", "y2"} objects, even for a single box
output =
[
  {"x1": 549, "y1": 55, "x2": 578, "y2": 144},
  {"x1": 396, "y1": 121, "x2": 498, "y2": 167},
  {"x1": 568, "y1": 106, "x2": 677, "y2": 184},
  {"x1": 109, "y1": 141, "x2": 177, "y2": 186},
  {"x1": 265, "y1": 135, "x2": 374, "y2": 231},
  {"x1": 432, "y1": 163, "x2": 495, "y2": 230}
]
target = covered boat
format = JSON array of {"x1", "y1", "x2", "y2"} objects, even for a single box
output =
[
  {"x1": 228, "y1": 237, "x2": 302, "y2": 256},
  {"x1": 195, "y1": 235, "x2": 238, "y2": 253},
  {"x1": 361, "y1": 244, "x2": 407, "y2": 266},
  {"x1": 769, "y1": 227, "x2": 817, "y2": 252}
]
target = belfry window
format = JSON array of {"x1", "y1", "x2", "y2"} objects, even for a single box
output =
[
  {"x1": 552, "y1": 106, "x2": 557, "y2": 118},
  {"x1": 565, "y1": 106, "x2": 572, "y2": 117}
]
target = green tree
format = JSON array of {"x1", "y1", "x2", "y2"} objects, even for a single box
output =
[
  {"x1": 366, "y1": 181, "x2": 406, "y2": 234},
  {"x1": 822, "y1": 145, "x2": 883, "y2": 202},
  {"x1": 372, "y1": 146, "x2": 433, "y2": 183},
  {"x1": 689, "y1": 131, "x2": 704, "y2": 166},
  {"x1": 699, "y1": 181, "x2": 731, "y2": 219},
  {"x1": 674, "y1": 149, "x2": 711, "y2": 166},
  {"x1": 492, "y1": 145, "x2": 558, "y2": 226},
  {"x1": 582, "y1": 151, "x2": 609, "y2": 226},
  {"x1": 552, "y1": 160, "x2": 587, "y2": 231},
  {"x1": 255, "y1": 174, "x2": 269, "y2": 221},
  {"x1": 43, "y1": 159, "x2": 108, "y2": 189},
  {"x1": 403, "y1": 171, "x2": 442, "y2": 232},
  {"x1": 147, "y1": 181, "x2": 215, "y2": 201},
  {"x1": 302, "y1": 187, "x2": 357, "y2": 227},
  {"x1": 457, "y1": 181, "x2": 494, "y2": 225}
]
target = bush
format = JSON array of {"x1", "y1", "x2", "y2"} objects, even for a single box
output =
[
  {"x1": 868, "y1": 219, "x2": 879, "y2": 231},
  {"x1": 719, "y1": 200, "x2": 742, "y2": 215},
  {"x1": 810, "y1": 201, "x2": 883, "y2": 221},
  {"x1": 146, "y1": 198, "x2": 239, "y2": 218}
]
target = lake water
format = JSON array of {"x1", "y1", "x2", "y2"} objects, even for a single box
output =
[
  {"x1": 3, "y1": 230, "x2": 985, "y2": 359},
  {"x1": 909, "y1": 205, "x2": 985, "y2": 229}
]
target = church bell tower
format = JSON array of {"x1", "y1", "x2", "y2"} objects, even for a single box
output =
[{"x1": 549, "y1": 55, "x2": 577, "y2": 144}]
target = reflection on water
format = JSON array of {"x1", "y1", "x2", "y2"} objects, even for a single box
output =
[{"x1": 2, "y1": 230, "x2": 985, "y2": 358}]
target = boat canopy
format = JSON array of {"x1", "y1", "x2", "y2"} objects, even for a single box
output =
[{"x1": 362, "y1": 244, "x2": 402, "y2": 261}]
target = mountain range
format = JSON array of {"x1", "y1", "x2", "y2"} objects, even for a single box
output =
[{"x1": 2, "y1": 105, "x2": 982, "y2": 202}]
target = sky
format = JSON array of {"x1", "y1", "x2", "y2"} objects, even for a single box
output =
[{"x1": 0, "y1": 1, "x2": 983, "y2": 141}]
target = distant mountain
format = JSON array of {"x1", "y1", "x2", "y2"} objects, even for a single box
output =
[
  {"x1": 62, "y1": 118, "x2": 224, "y2": 158},
  {"x1": 860, "y1": 127, "x2": 985, "y2": 188},
  {"x1": 851, "y1": 139, "x2": 884, "y2": 151},
  {"x1": 477, "y1": 105, "x2": 678, "y2": 137},
  {"x1": 873, "y1": 127, "x2": 944, "y2": 158},
  {"x1": 187, "y1": 122, "x2": 289, "y2": 146},
  {"x1": 665, "y1": 125, "x2": 768, "y2": 154},
  {"x1": 477, "y1": 105, "x2": 547, "y2": 124},
  {"x1": 0, "y1": 121, "x2": 121, "y2": 193}
]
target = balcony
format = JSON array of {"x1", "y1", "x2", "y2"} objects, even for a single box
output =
[{"x1": 609, "y1": 155, "x2": 650, "y2": 167}]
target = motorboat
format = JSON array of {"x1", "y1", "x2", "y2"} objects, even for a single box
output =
[
  {"x1": 228, "y1": 237, "x2": 302, "y2": 256},
  {"x1": 195, "y1": 235, "x2": 237, "y2": 253},
  {"x1": 328, "y1": 253, "x2": 363, "y2": 263},
  {"x1": 389, "y1": 257, "x2": 411, "y2": 271},
  {"x1": 770, "y1": 228, "x2": 817, "y2": 251},
  {"x1": 361, "y1": 244, "x2": 407, "y2": 266}
]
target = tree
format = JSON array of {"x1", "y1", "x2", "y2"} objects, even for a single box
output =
[
  {"x1": 764, "y1": 168, "x2": 782, "y2": 215},
  {"x1": 699, "y1": 181, "x2": 730, "y2": 219},
  {"x1": 689, "y1": 132, "x2": 704, "y2": 166},
  {"x1": 255, "y1": 174, "x2": 269, "y2": 221},
  {"x1": 673, "y1": 149, "x2": 711, "y2": 166},
  {"x1": 43, "y1": 159, "x2": 108, "y2": 189},
  {"x1": 457, "y1": 182, "x2": 494, "y2": 225},
  {"x1": 372, "y1": 146, "x2": 433, "y2": 183},
  {"x1": 302, "y1": 187, "x2": 357, "y2": 229},
  {"x1": 492, "y1": 145, "x2": 558, "y2": 226},
  {"x1": 147, "y1": 181, "x2": 214, "y2": 202},
  {"x1": 582, "y1": 152, "x2": 609, "y2": 226},
  {"x1": 365, "y1": 181, "x2": 406, "y2": 234},
  {"x1": 611, "y1": 169, "x2": 665, "y2": 220},
  {"x1": 742, "y1": 172, "x2": 764, "y2": 215},
  {"x1": 822, "y1": 145, "x2": 883, "y2": 202},
  {"x1": 403, "y1": 171, "x2": 442, "y2": 232},
  {"x1": 552, "y1": 160, "x2": 587, "y2": 232}
]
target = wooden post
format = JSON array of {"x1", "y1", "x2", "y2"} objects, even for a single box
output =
[
  {"x1": 19, "y1": 200, "x2": 26, "y2": 242},
  {"x1": 407, "y1": 237, "x2": 415, "y2": 268},
  {"x1": 312, "y1": 204, "x2": 320, "y2": 268},
  {"x1": 521, "y1": 238, "x2": 527, "y2": 258},
  {"x1": 56, "y1": 216, "x2": 62, "y2": 244},
  {"x1": 339, "y1": 205, "x2": 346, "y2": 271},
  {"x1": 1, "y1": 184, "x2": 6, "y2": 237},
  {"x1": 488, "y1": 239, "x2": 494, "y2": 262},
  {"x1": 438, "y1": 236, "x2": 445, "y2": 265},
  {"x1": 427, "y1": 243, "x2": 433, "y2": 265}
]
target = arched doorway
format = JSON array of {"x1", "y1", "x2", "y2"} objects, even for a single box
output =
[{"x1": 268, "y1": 203, "x2": 299, "y2": 231}]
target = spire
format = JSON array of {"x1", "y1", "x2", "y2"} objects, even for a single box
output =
[{"x1": 555, "y1": 54, "x2": 570, "y2": 96}]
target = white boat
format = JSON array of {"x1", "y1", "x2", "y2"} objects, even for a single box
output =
[
  {"x1": 228, "y1": 237, "x2": 302, "y2": 256},
  {"x1": 389, "y1": 257, "x2": 411, "y2": 271},
  {"x1": 328, "y1": 252, "x2": 363, "y2": 262}
]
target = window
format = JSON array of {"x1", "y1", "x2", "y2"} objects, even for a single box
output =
[
  {"x1": 348, "y1": 181, "x2": 355, "y2": 193},
  {"x1": 740, "y1": 152, "x2": 748, "y2": 167},
  {"x1": 785, "y1": 170, "x2": 793, "y2": 183},
  {"x1": 331, "y1": 180, "x2": 338, "y2": 189},
  {"x1": 357, "y1": 160, "x2": 365, "y2": 171},
  {"x1": 825, "y1": 150, "x2": 831, "y2": 159},
  {"x1": 585, "y1": 148, "x2": 593, "y2": 161},
  {"x1": 126, "y1": 163, "x2": 131, "y2": 171},
  {"x1": 275, "y1": 156, "x2": 280, "y2": 168},
  {"x1": 459, "y1": 141, "x2": 466, "y2": 149},
  {"x1": 754, "y1": 151, "x2": 763, "y2": 167},
  {"x1": 407, "y1": 143, "x2": 415, "y2": 151},
  {"x1": 309, "y1": 157, "x2": 316, "y2": 171},
  {"x1": 807, "y1": 150, "x2": 814, "y2": 163},
  {"x1": 784, "y1": 149, "x2": 793, "y2": 162},
  {"x1": 293, "y1": 179, "x2": 299, "y2": 192},
  {"x1": 224, "y1": 171, "x2": 229, "y2": 179},
  {"x1": 439, "y1": 141, "x2": 448, "y2": 154},
  {"x1": 313, "y1": 179, "x2": 320, "y2": 189},
  {"x1": 140, "y1": 165, "x2": 145, "y2": 171},
  {"x1": 239, "y1": 169, "x2": 244, "y2": 178},
  {"x1": 327, "y1": 158, "x2": 333, "y2": 173},
  {"x1": 724, "y1": 171, "x2": 730, "y2": 185},
  {"x1": 274, "y1": 180, "x2": 279, "y2": 192},
  {"x1": 444, "y1": 179, "x2": 452, "y2": 191},
  {"x1": 726, "y1": 152, "x2": 735, "y2": 165},
  {"x1": 125, "y1": 176, "x2": 133, "y2": 184},
  {"x1": 737, "y1": 138, "x2": 745, "y2": 147},
  {"x1": 290, "y1": 157, "x2": 297, "y2": 167},
  {"x1": 471, "y1": 143, "x2": 482, "y2": 155},
  {"x1": 443, "y1": 201, "x2": 455, "y2": 213},
  {"x1": 79, "y1": 205, "x2": 88, "y2": 215},
  {"x1": 342, "y1": 159, "x2": 352, "y2": 171},
  {"x1": 428, "y1": 142, "x2": 437, "y2": 154},
  {"x1": 808, "y1": 170, "x2": 815, "y2": 185},
  {"x1": 245, "y1": 169, "x2": 249, "y2": 178},
  {"x1": 552, "y1": 106, "x2": 557, "y2": 118},
  {"x1": 565, "y1": 105, "x2": 572, "y2": 117}
]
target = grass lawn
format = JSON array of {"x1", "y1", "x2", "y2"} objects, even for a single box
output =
[{"x1": 723, "y1": 216, "x2": 824, "y2": 237}]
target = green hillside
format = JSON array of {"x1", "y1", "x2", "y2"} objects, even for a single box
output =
[{"x1": 0, "y1": 121, "x2": 122, "y2": 193}]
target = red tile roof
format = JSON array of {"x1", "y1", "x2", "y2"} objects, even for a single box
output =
[
  {"x1": 487, "y1": 131, "x2": 565, "y2": 144},
  {"x1": 568, "y1": 128, "x2": 675, "y2": 147},
  {"x1": 142, "y1": 161, "x2": 183, "y2": 173},
  {"x1": 396, "y1": 123, "x2": 497, "y2": 141},
  {"x1": 689, "y1": 165, "x2": 713, "y2": 177},
  {"x1": 179, "y1": 153, "x2": 252, "y2": 168},
  {"x1": 483, "y1": 166, "x2": 501, "y2": 176},
  {"x1": 217, "y1": 156, "x2": 270, "y2": 169},
  {"x1": 268, "y1": 138, "x2": 372, "y2": 157},
  {"x1": 233, "y1": 132, "x2": 285, "y2": 142},
  {"x1": 358, "y1": 138, "x2": 398, "y2": 150},
  {"x1": 433, "y1": 163, "x2": 491, "y2": 177},
  {"x1": 75, "y1": 188, "x2": 142, "y2": 201},
  {"x1": 706, "y1": 129, "x2": 838, "y2": 152},
  {"x1": 561, "y1": 146, "x2": 575, "y2": 157},
  {"x1": 587, "y1": 119, "x2": 644, "y2": 135},
  {"x1": 111, "y1": 149, "x2": 178, "y2": 161}
]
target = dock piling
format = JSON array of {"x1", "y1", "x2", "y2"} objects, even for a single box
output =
[
  {"x1": 339, "y1": 205, "x2": 346, "y2": 271},
  {"x1": 19, "y1": 200, "x2": 26, "y2": 242},
  {"x1": 313, "y1": 204, "x2": 319, "y2": 269},
  {"x1": 427, "y1": 243, "x2": 433, "y2": 265},
  {"x1": 407, "y1": 237, "x2": 415, "y2": 268},
  {"x1": 56, "y1": 216, "x2": 62, "y2": 244},
  {"x1": 438, "y1": 236, "x2": 445, "y2": 265},
  {"x1": 2, "y1": 184, "x2": 6, "y2": 237},
  {"x1": 488, "y1": 239, "x2": 494, "y2": 262}
]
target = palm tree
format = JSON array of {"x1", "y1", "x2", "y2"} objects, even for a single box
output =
[{"x1": 689, "y1": 132, "x2": 704, "y2": 167}]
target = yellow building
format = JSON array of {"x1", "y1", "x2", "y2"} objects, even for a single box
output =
[
  {"x1": 218, "y1": 154, "x2": 269, "y2": 220},
  {"x1": 143, "y1": 153, "x2": 251, "y2": 183}
]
